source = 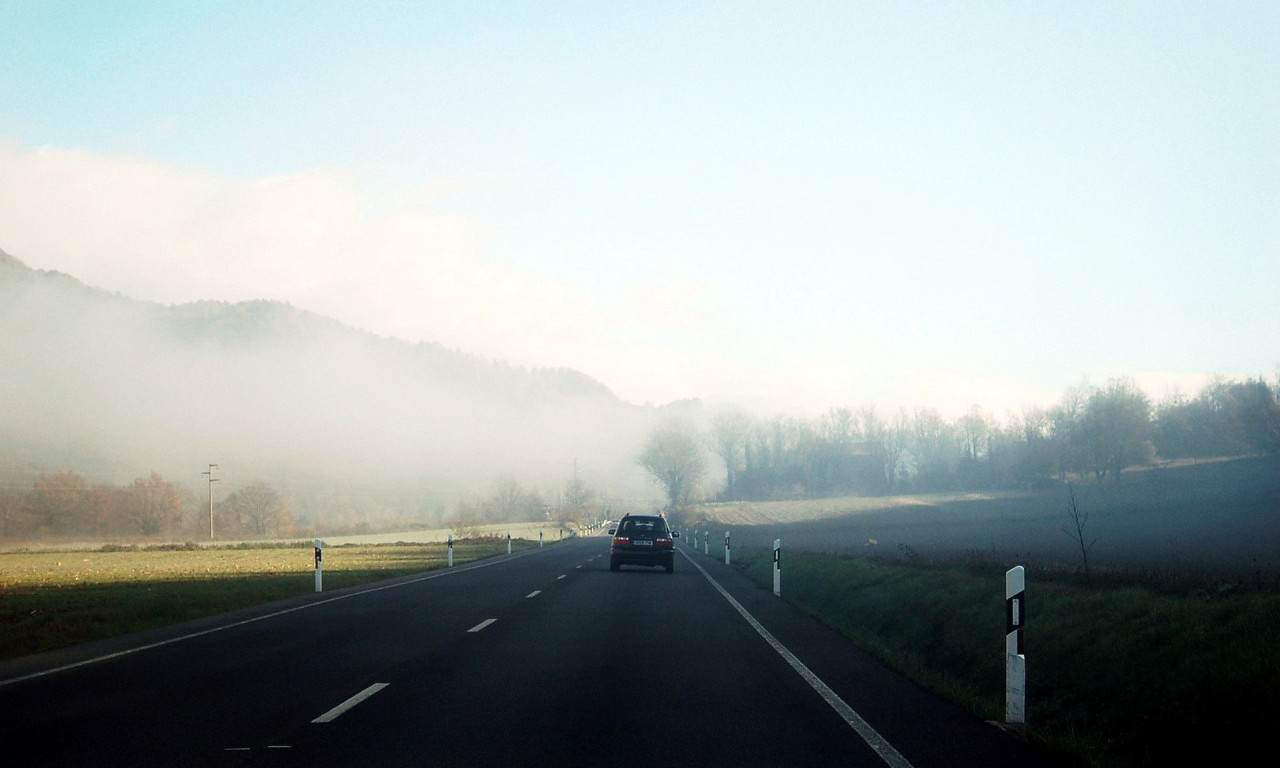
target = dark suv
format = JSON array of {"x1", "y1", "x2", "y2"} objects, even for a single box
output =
[{"x1": 609, "y1": 514, "x2": 676, "y2": 573}]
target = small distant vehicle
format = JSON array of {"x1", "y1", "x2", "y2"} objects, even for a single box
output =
[{"x1": 609, "y1": 513, "x2": 676, "y2": 573}]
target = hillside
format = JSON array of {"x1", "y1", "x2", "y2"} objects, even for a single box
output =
[{"x1": 0, "y1": 249, "x2": 660, "y2": 525}]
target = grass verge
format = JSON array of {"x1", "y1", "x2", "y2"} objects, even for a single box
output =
[
  {"x1": 728, "y1": 546, "x2": 1280, "y2": 768},
  {"x1": 0, "y1": 538, "x2": 529, "y2": 661}
]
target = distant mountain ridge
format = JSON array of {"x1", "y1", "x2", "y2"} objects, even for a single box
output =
[
  {"x1": 0, "y1": 248, "x2": 657, "y2": 524},
  {"x1": 0, "y1": 248, "x2": 617, "y2": 403}
]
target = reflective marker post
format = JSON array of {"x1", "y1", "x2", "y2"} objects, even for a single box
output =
[
  {"x1": 772, "y1": 538, "x2": 781, "y2": 596},
  {"x1": 507, "y1": 532, "x2": 512, "y2": 554},
  {"x1": 1006, "y1": 566, "x2": 1027, "y2": 730},
  {"x1": 447, "y1": 534, "x2": 454, "y2": 567},
  {"x1": 314, "y1": 539, "x2": 323, "y2": 593},
  {"x1": 539, "y1": 530, "x2": 544, "y2": 548},
  {"x1": 724, "y1": 531, "x2": 731, "y2": 565}
]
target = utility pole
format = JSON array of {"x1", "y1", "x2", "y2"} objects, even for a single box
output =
[{"x1": 202, "y1": 464, "x2": 219, "y2": 540}]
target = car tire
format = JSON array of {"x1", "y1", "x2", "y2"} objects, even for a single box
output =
[
  {"x1": 664, "y1": 561, "x2": 674, "y2": 573},
  {"x1": 610, "y1": 558, "x2": 620, "y2": 572}
]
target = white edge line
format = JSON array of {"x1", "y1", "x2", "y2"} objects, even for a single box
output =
[
  {"x1": 0, "y1": 550, "x2": 531, "y2": 688},
  {"x1": 681, "y1": 550, "x2": 916, "y2": 768},
  {"x1": 311, "y1": 682, "x2": 389, "y2": 723}
]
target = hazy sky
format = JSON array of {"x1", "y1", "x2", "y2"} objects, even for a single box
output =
[{"x1": 2, "y1": 2, "x2": 1276, "y2": 418}]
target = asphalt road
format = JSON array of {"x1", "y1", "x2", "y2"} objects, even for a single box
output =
[{"x1": 0, "y1": 537, "x2": 1058, "y2": 767}]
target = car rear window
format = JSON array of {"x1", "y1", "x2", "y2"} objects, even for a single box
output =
[{"x1": 619, "y1": 517, "x2": 666, "y2": 535}]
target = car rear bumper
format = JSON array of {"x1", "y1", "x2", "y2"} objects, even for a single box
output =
[{"x1": 610, "y1": 548, "x2": 674, "y2": 567}]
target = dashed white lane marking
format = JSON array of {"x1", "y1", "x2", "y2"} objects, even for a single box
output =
[
  {"x1": 527, "y1": 590, "x2": 542, "y2": 598},
  {"x1": 468, "y1": 618, "x2": 497, "y2": 633},
  {"x1": 312, "y1": 683, "x2": 390, "y2": 724},
  {"x1": 681, "y1": 551, "x2": 915, "y2": 768},
  {"x1": 1, "y1": 550, "x2": 534, "y2": 688},
  {"x1": 557, "y1": 574, "x2": 567, "y2": 580}
]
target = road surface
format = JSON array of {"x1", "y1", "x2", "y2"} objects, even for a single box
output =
[{"x1": 0, "y1": 536, "x2": 1057, "y2": 767}]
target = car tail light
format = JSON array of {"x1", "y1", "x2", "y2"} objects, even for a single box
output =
[
  {"x1": 656, "y1": 537, "x2": 673, "y2": 548},
  {"x1": 612, "y1": 536, "x2": 630, "y2": 546}
]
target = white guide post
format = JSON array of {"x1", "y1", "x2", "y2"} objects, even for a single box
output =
[
  {"x1": 1006, "y1": 565, "x2": 1026, "y2": 730},
  {"x1": 703, "y1": 530, "x2": 709, "y2": 554},
  {"x1": 507, "y1": 532, "x2": 512, "y2": 554},
  {"x1": 539, "y1": 530, "x2": 544, "y2": 548},
  {"x1": 314, "y1": 539, "x2": 323, "y2": 593},
  {"x1": 724, "y1": 530, "x2": 731, "y2": 565},
  {"x1": 772, "y1": 538, "x2": 781, "y2": 596},
  {"x1": 447, "y1": 533, "x2": 454, "y2": 567}
]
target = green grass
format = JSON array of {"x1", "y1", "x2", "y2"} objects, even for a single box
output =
[
  {"x1": 728, "y1": 547, "x2": 1280, "y2": 768},
  {"x1": 0, "y1": 538, "x2": 531, "y2": 660}
]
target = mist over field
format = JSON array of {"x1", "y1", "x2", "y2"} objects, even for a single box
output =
[
  {"x1": 4, "y1": 244, "x2": 1278, "y2": 563},
  {"x1": 0, "y1": 250, "x2": 669, "y2": 530},
  {"x1": 696, "y1": 455, "x2": 1280, "y2": 572}
]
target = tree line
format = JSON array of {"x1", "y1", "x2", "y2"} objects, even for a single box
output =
[
  {"x1": 640, "y1": 375, "x2": 1280, "y2": 506},
  {"x1": 446, "y1": 473, "x2": 600, "y2": 531},
  {"x1": 0, "y1": 464, "x2": 604, "y2": 543},
  {"x1": 0, "y1": 471, "x2": 294, "y2": 541}
]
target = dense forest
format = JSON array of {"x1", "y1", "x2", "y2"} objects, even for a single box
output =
[{"x1": 709, "y1": 376, "x2": 1280, "y2": 501}]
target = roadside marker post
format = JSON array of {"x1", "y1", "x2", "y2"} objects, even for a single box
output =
[
  {"x1": 539, "y1": 530, "x2": 544, "y2": 548},
  {"x1": 314, "y1": 539, "x2": 323, "y2": 593},
  {"x1": 1006, "y1": 565, "x2": 1027, "y2": 730},
  {"x1": 703, "y1": 530, "x2": 709, "y2": 555},
  {"x1": 772, "y1": 539, "x2": 781, "y2": 596},
  {"x1": 507, "y1": 532, "x2": 512, "y2": 554},
  {"x1": 724, "y1": 531, "x2": 731, "y2": 565},
  {"x1": 447, "y1": 534, "x2": 454, "y2": 567}
]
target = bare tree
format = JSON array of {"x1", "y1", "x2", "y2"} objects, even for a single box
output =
[
  {"x1": 22, "y1": 471, "x2": 87, "y2": 536},
  {"x1": 0, "y1": 482, "x2": 20, "y2": 539},
  {"x1": 882, "y1": 408, "x2": 910, "y2": 492},
  {"x1": 224, "y1": 481, "x2": 288, "y2": 537},
  {"x1": 910, "y1": 406, "x2": 954, "y2": 490},
  {"x1": 561, "y1": 472, "x2": 596, "y2": 524},
  {"x1": 118, "y1": 472, "x2": 182, "y2": 536},
  {"x1": 1082, "y1": 377, "x2": 1153, "y2": 482},
  {"x1": 638, "y1": 422, "x2": 707, "y2": 512},
  {"x1": 488, "y1": 476, "x2": 544, "y2": 523},
  {"x1": 708, "y1": 406, "x2": 753, "y2": 500},
  {"x1": 1061, "y1": 484, "x2": 1096, "y2": 579}
]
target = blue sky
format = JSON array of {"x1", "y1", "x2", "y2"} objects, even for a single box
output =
[{"x1": 2, "y1": 2, "x2": 1277, "y2": 418}]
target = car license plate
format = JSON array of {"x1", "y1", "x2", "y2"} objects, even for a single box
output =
[{"x1": 634, "y1": 540, "x2": 653, "y2": 546}]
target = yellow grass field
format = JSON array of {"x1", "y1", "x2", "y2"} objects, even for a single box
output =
[{"x1": 0, "y1": 538, "x2": 536, "y2": 660}]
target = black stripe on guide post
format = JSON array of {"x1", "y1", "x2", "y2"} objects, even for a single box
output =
[{"x1": 1006, "y1": 590, "x2": 1025, "y2": 654}]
